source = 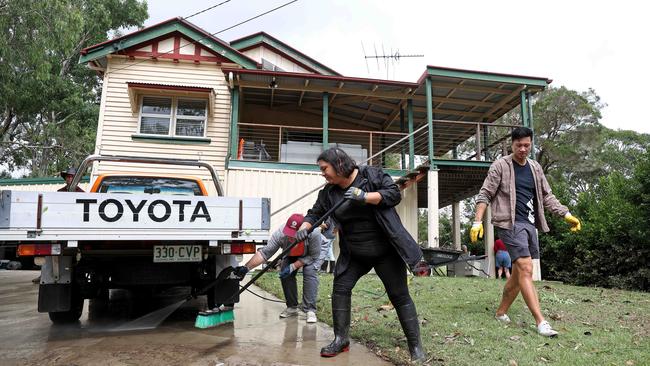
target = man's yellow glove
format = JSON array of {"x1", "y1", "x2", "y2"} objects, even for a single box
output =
[
  {"x1": 470, "y1": 221, "x2": 483, "y2": 243},
  {"x1": 564, "y1": 213, "x2": 581, "y2": 232}
]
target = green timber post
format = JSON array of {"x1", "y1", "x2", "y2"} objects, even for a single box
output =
[
  {"x1": 407, "y1": 99, "x2": 415, "y2": 169},
  {"x1": 323, "y1": 92, "x2": 329, "y2": 149},
  {"x1": 520, "y1": 90, "x2": 529, "y2": 128},
  {"x1": 229, "y1": 88, "x2": 240, "y2": 159},
  {"x1": 425, "y1": 77, "x2": 434, "y2": 162},
  {"x1": 482, "y1": 124, "x2": 489, "y2": 160}
]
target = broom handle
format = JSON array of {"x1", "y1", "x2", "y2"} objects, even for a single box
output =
[{"x1": 233, "y1": 197, "x2": 347, "y2": 299}]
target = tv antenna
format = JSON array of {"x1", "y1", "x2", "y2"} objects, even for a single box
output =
[{"x1": 361, "y1": 41, "x2": 424, "y2": 79}]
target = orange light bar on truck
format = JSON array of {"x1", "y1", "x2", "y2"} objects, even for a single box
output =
[
  {"x1": 222, "y1": 243, "x2": 257, "y2": 254},
  {"x1": 17, "y1": 244, "x2": 61, "y2": 256}
]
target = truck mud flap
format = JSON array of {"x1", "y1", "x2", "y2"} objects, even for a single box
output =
[
  {"x1": 41, "y1": 256, "x2": 73, "y2": 285},
  {"x1": 38, "y1": 284, "x2": 72, "y2": 312}
]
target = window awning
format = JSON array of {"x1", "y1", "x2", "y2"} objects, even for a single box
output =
[{"x1": 126, "y1": 82, "x2": 215, "y2": 115}]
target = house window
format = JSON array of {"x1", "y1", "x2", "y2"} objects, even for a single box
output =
[{"x1": 139, "y1": 96, "x2": 207, "y2": 137}]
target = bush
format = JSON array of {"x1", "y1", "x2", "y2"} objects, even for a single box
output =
[{"x1": 540, "y1": 159, "x2": 650, "y2": 291}]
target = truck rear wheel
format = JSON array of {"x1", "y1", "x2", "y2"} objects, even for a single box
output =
[{"x1": 48, "y1": 286, "x2": 84, "y2": 323}]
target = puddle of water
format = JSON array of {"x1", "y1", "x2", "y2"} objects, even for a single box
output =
[{"x1": 108, "y1": 298, "x2": 187, "y2": 332}]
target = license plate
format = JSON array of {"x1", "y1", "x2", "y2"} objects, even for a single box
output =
[{"x1": 153, "y1": 245, "x2": 202, "y2": 263}]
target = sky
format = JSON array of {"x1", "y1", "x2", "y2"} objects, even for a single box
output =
[{"x1": 142, "y1": 0, "x2": 648, "y2": 133}]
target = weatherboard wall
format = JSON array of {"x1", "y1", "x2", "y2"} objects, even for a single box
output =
[{"x1": 92, "y1": 55, "x2": 232, "y2": 192}]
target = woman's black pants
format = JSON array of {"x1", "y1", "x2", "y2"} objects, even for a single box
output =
[{"x1": 330, "y1": 247, "x2": 425, "y2": 361}]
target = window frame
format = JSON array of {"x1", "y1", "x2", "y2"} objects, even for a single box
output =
[{"x1": 137, "y1": 95, "x2": 208, "y2": 138}]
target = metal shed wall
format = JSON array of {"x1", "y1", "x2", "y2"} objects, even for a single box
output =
[{"x1": 225, "y1": 168, "x2": 418, "y2": 240}]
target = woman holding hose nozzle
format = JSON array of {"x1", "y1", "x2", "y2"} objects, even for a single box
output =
[{"x1": 294, "y1": 147, "x2": 426, "y2": 362}]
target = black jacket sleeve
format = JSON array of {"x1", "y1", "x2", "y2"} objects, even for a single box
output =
[{"x1": 368, "y1": 167, "x2": 401, "y2": 208}]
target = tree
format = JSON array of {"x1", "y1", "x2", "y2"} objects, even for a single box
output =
[
  {"x1": 416, "y1": 208, "x2": 454, "y2": 248},
  {"x1": 0, "y1": 0, "x2": 148, "y2": 177},
  {"x1": 438, "y1": 211, "x2": 452, "y2": 247},
  {"x1": 540, "y1": 164, "x2": 650, "y2": 291},
  {"x1": 530, "y1": 87, "x2": 605, "y2": 195},
  {"x1": 417, "y1": 208, "x2": 428, "y2": 246},
  {"x1": 590, "y1": 128, "x2": 650, "y2": 179}
]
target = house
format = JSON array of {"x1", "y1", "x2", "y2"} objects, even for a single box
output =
[{"x1": 1, "y1": 18, "x2": 551, "y2": 276}]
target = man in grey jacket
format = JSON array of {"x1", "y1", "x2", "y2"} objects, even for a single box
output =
[
  {"x1": 234, "y1": 213, "x2": 325, "y2": 323},
  {"x1": 470, "y1": 127, "x2": 581, "y2": 337}
]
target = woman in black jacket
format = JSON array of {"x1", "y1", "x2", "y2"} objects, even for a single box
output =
[{"x1": 295, "y1": 147, "x2": 425, "y2": 362}]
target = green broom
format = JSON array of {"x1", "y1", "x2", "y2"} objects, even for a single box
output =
[
  {"x1": 195, "y1": 197, "x2": 347, "y2": 329},
  {"x1": 195, "y1": 305, "x2": 235, "y2": 328}
]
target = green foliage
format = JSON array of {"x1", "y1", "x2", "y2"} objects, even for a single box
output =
[
  {"x1": 533, "y1": 86, "x2": 604, "y2": 176},
  {"x1": 382, "y1": 152, "x2": 403, "y2": 169},
  {"x1": 597, "y1": 129, "x2": 650, "y2": 175},
  {"x1": 0, "y1": 0, "x2": 147, "y2": 176},
  {"x1": 438, "y1": 211, "x2": 453, "y2": 247},
  {"x1": 530, "y1": 86, "x2": 650, "y2": 196},
  {"x1": 417, "y1": 208, "x2": 427, "y2": 246},
  {"x1": 540, "y1": 152, "x2": 650, "y2": 291},
  {"x1": 417, "y1": 209, "x2": 455, "y2": 248}
]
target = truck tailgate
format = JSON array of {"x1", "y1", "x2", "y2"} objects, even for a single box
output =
[{"x1": 0, "y1": 191, "x2": 270, "y2": 242}]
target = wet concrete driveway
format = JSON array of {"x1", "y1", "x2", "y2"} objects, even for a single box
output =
[{"x1": 0, "y1": 271, "x2": 392, "y2": 365}]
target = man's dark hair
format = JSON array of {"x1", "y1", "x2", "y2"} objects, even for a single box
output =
[
  {"x1": 317, "y1": 147, "x2": 356, "y2": 178},
  {"x1": 511, "y1": 127, "x2": 533, "y2": 141}
]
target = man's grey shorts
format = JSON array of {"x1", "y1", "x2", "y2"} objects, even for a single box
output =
[{"x1": 496, "y1": 221, "x2": 539, "y2": 262}]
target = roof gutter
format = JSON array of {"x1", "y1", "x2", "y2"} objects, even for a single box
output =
[{"x1": 222, "y1": 68, "x2": 419, "y2": 88}]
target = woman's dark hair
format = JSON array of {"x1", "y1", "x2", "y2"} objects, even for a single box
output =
[
  {"x1": 317, "y1": 147, "x2": 356, "y2": 178},
  {"x1": 511, "y1": 126, "x2": 533, "y2": 141}
]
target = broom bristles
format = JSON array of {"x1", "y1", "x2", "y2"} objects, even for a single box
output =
[{"x1": 194, "y1": 307, "x2": 234, "y2": 329}]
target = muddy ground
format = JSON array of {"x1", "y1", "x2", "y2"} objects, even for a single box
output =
[{"x1": 0, "y1": 270, "x2": 391, "y2": 365}]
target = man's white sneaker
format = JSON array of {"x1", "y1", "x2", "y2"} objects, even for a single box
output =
[
  {"x1": 537, "y1": 320, "x2": 558, "y2": 337},
  {"x1": 495, "y1": 313, "x2": 511, "y2": 323},
  {"x1": 306, "y1": 311, "x2": 317, "y2": 323},
  {"x1": 279, "y1": 307, "x2": 299, "y2": 318}
]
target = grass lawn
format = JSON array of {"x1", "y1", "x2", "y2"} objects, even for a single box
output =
[{"x1": 253, "y1": 272, "x2": 649, "y2": 365}]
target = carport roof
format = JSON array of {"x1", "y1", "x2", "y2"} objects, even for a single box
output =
[
  {"x1": 411, "y1": 65, "x2": 552, "y2": 123},
  {"x1": 223, "y1": 68, "x2": 418, "y2": 97},
  {"x1": 224, "y1": 68, "x2": 419, "y2": 129}
]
